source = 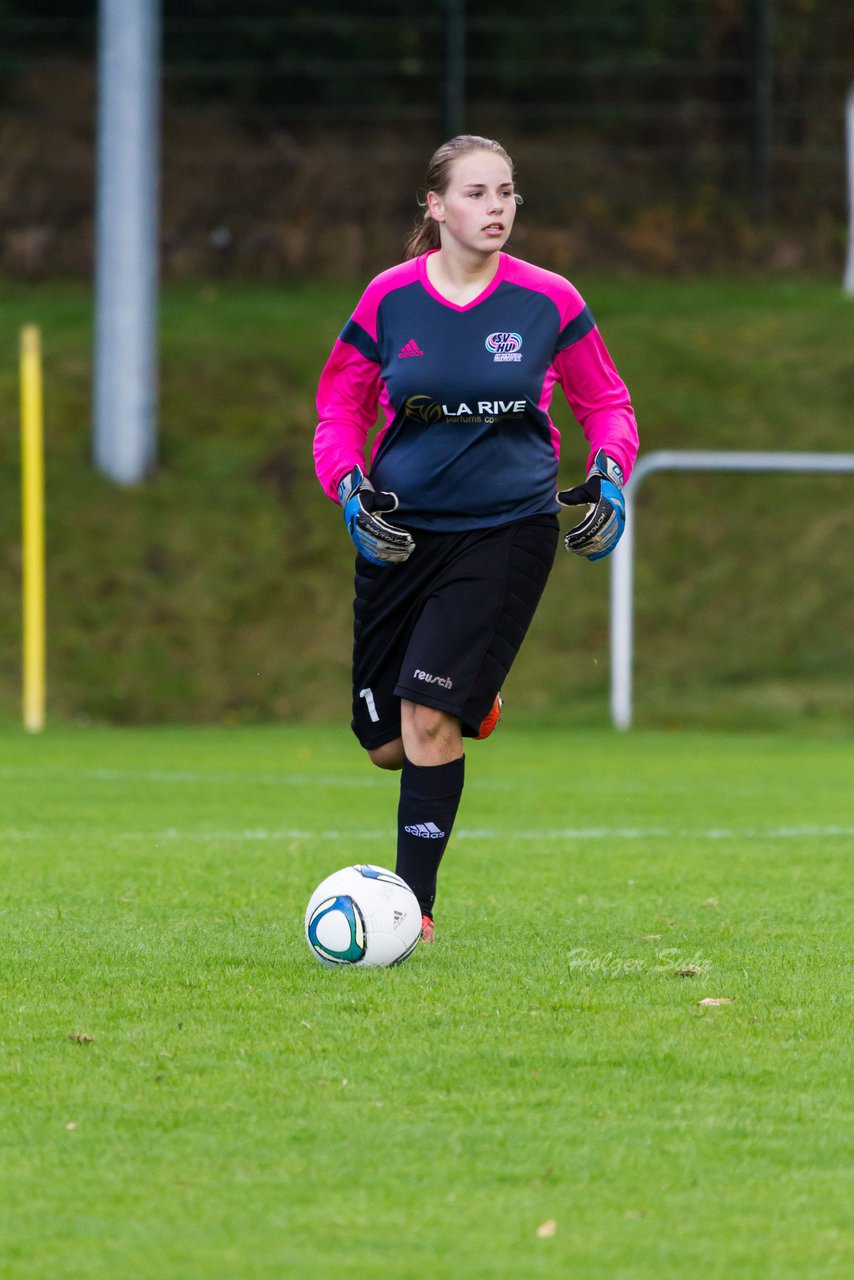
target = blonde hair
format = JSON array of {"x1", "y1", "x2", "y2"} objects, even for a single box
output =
[{"x1": 403, "y1": 134, "x2": 518, "y2": 260}]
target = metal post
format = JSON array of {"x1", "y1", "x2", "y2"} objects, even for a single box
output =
[
  {"x1": 444, "y1": 0, "x2": 466, "y2": 139},
  {"x1": 844, "y1": 83, "x2": 854, "y2": 295},
  {"x1": 609, "y1": 500, "x2": 635, "y2": 732},
  {"x1": 753, "y1": 0, "x2": 774, "y2": 222},
  {"x1": 93, "y1": 0, "x2": 161, "y2": 485}
]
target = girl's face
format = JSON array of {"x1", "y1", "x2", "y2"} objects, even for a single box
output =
[{"x1": 427, "y1": 150, "x2": 517, "y2": 257}]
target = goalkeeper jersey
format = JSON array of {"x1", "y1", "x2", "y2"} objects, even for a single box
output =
[{"x1": 314, "y1": 250, "x2": 638, "y2": 531}]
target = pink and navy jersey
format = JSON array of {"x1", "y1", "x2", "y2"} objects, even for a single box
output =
[{"x1": 314, "y1": 251, "x2": 638, "y2": 531}]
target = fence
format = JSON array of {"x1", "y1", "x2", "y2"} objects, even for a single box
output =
[{"x1": 1, "y1": 1, "x2": 853, "y2": 278}]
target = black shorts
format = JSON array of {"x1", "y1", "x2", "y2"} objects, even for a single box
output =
[{"x1": 350, "y1": 514, "x2": 559, "y2": 749}]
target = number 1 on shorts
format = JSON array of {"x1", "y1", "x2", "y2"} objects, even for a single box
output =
[{"x1": 359, "y1": 687, "x2": 379, "y2": 723}]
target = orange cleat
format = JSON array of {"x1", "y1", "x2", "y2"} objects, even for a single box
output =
[
  {"x1": 474, "y1": 692, "x2": 503, "y2": 740},
  {"x1": 421, "y1": 914, "x2": 435, "y2": 943}
]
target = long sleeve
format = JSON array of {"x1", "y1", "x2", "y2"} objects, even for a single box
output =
[
  {"x1": 554, "y1": 312, "x2": 639, "y2": 483},
  {"x1": 313, "y1": 324, "x2": 382, "y2": 502}
]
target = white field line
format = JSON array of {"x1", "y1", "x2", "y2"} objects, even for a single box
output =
[
  {"x1": 0, "y1": 765, "x2": 837, "y2": 799},
  {"x1": 0, "y1": 766, "x2": 389, "y2": 789},
  {"x1": 2, "y1": 825, "x2": 853, "y2": 844}
]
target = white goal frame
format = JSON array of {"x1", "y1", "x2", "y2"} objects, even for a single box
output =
[{"x1": 609, "y1": 450, "x2": 854, "y2": 730}]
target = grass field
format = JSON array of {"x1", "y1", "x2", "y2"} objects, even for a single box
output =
[{"x1": 2, "y1": 722, "x2": 851, "y2": 1279}]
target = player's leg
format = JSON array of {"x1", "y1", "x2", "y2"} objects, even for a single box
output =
[
  {"x1": 353, "y1": 530, "x2": 470, "y2": 770},
  {"x1": 350, "y1": 541, "x2": 463, "y2": 934},
  {"x1": 350, "y1": 550, "x2": 419, "y2": 763},
  {"x1": 367, "y1": 738, "x2": 404, "y2": 770},
  {"x1": 362, "y1": 702, "x2": 460, "y2": 938},
  {"x1": 394, "y1": 700, "x2": 465, "y2": 938},
  {"x1": 392, "y1": 516, "x2": 559, "y2": 931}
]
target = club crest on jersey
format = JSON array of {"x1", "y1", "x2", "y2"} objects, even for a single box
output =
[{"x1": 485, "y1": 331, "x2": 523, "y2": 362}]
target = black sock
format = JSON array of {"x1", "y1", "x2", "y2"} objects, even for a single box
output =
[{"x1": 395, "y1": 755, "x2": 465, "y2": 917}]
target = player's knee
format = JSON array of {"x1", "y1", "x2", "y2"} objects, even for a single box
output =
[
  {"x1": 407, "y1": 703, "x2": 445, "y2": 742},
  {"x1": 401, "y1": 701, "x2": 461, "y2": 754},
  {"x1": 367, "y1": 739, "x2": 404, "y2": 771}
]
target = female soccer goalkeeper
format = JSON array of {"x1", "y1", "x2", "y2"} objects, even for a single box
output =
[{"x1": 313, "y1": 134, "x2": 638, "y2": 941}]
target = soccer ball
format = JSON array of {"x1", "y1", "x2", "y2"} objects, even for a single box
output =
[{"x1": 305, "y1": 864, "x2": 422, "y2": 968}]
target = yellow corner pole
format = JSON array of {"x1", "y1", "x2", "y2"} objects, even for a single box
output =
[{"x1": 20, "y1": 324, "x2": 46, "y2": 732}]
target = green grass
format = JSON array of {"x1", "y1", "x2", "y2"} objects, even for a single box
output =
[
  {"x1": 0, "y1": 278, "x2": 852, "y2": 728},
  {"x1": 2, "y1": 722, "x2": 852, "y2": 1278}
]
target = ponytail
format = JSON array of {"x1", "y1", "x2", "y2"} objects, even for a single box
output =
[{"x1": 404, "y1": 210, "x2": 441, "y2": 260}]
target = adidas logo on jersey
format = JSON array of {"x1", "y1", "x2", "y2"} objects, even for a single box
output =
[
  {"x1": 397, "y1": 339, "x2": 424, "y2": 358},
  {"x1": 404, "y1": 821, "x2": 445, "y2": 839}
]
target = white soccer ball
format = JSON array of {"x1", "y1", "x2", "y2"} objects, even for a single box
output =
[{"x1": 305, "y1": 864, "x2": 422, "y2": 968}]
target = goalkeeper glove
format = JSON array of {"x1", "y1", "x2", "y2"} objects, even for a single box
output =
[
  {"x1": 558, "y1": 449, "x2": 626, "y2": 561},
  {"x1": 337, "y1": 465, "x2": 415, "y2": 566}
]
